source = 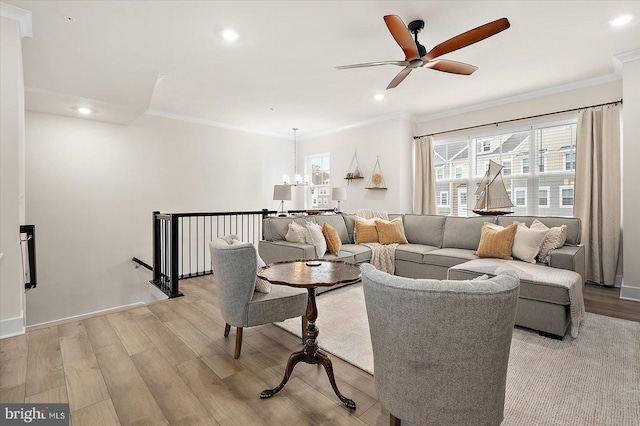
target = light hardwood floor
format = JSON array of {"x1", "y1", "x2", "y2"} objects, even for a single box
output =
[{"x1": 1, "y1": 277, "x2": 637, "y2": 425}]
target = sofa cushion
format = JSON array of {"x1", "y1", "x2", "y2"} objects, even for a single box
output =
[
  {"x1": 442, "y1": 216, "x2": 497, "y2": 250},
  {"x1": 403, "y1": 214, "x2": 445, "y2": 247},
  {"x1": 322, "y1": 251, "x2": 355, "y2": 262},
  {"x1": 474, "y1": 223, "x2": 518, "y2": 260},
  {"x1": 355, "y1": 218, "x2": 379, "y2": 244},
  {"x1": 263, "y1": 217, "x2": 315, "y2": 242},
  {"x1": 315, "y1": 214, "x2": 350, "y2": 244},
  {"x1": 423, "y1": 248, "x2": 479, "y2": 268},
  {"x1": 497, "y1": 216, "x2": 580, "y2": 245},
  {"x1": 448, "y1": 259, "x2": 571, "y2": 305},
  {"x1": 340, "y1": 244, "x2": 372, "y2": 263},
  {"x1": 376, "y1": 218, "x2": 408, "y2": 244},
  {"x1": 395, "y1": 244, "x2": 439, "y2": 263}
]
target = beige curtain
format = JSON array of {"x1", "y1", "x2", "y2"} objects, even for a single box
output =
[
  {"x1": 574, "y1": 104, "x2": 621, "y2": 285},
  {"x1": 413, "y1": 136, "x2": 437, "y2": 214}
]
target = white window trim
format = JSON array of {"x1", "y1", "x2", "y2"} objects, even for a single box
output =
[
  {"x1": 502, "y1": 157, "x2": 513, "y2": 176},
  {"x1": 457, "y1": 188, "x2": 467, "y2": 216},
  {"x1": 563, "y1": 152, "x2": 576, "y2": 171},
  {"x1": 521, "y1": 157, "x2": 529, "y2": 174},
  {"x1": 538, "y1": 186, "x2": 550, "y2": 208},
  {"x1": 559, "y1": 185, "x2": 574, "y2": 208},
  {"x1": 438, "y1": 191, "x2": 450, "y2": 207},
  {"x1": 436, "y1": 166, "x2": 444, "y2": 180},
  {"x1": 514, "y1": 187, "x2": 527, "y2": 207},
  {"x1": 454, "y1": 165, "x2": 463, "y2": 179}
]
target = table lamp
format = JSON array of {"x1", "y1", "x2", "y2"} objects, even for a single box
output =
[
  {"x1": 332, "y1": 187, "x2": 347, "y2": 212},
  {"x1": 273, "y1": 185, "x2": 292, "y2": 217}
]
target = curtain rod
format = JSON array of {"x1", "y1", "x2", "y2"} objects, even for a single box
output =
[{"x1": 413, "y1": 99, "x2": 623, "y2": 139}]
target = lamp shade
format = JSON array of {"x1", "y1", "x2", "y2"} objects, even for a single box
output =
[
  {"x1": 332, "y1": 187, "x2": 347, "y2": 201},
  {"x1": 273, "y1": 184, "x2": 292, "y2": 201}
]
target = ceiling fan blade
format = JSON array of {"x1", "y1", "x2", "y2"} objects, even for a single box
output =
[
  {"x1": 423, "y1": 17, "x2": 510, "y2": 61},
  {"x1": 336, "y1": 60, "x2": 409, "y2": 70},
  {"x1": 424, "y1": 59, "x2": 478, "y2": 75},
  {"x1": 384, "y1": 15, "x2": 420, "y2": 61},
  {"x1": 386, "y1": 67, "x2": 413, "y2": 89}
]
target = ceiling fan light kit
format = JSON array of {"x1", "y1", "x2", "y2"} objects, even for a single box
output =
[{"x1": 337, "y1": 15, "x2": 510, "y2": 89}]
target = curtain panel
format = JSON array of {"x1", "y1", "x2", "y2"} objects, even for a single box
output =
[
  {"x1": 574, "y1": 104, "x2": 621, "y2": 286},
  {"x1": 413, "y1": 136, "x2": 437, "y2": 214}
]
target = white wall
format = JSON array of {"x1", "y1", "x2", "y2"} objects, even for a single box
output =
[
  {"x1": 0, "y1": 16, "x2": 26, "y2": 338},
  {"x1": 24, "y1": 112, "x2": 290, "y2": 325},
  {"x1": 298, "y1": 117, "x2": 414, "y2": 214},
  {"x1": 621, "y1": 59, "x2": 640, "y2": 300}
]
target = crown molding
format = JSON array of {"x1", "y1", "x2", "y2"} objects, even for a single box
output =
[
  {"x1": 613, "y1": 48, "x2": 640, "y2": 75},
  {"x1": 0, "y1": 2, "x2": 32, "y2": 38},
  {"x1": 144, "y1": 109, "x2": 292, "y2": 140},
  {"x1": 416, "y1": 73, "x2": 621, "y2": 123},
  {"x1": 298, "y1": 111, "x2": 416, "y2": 141}
]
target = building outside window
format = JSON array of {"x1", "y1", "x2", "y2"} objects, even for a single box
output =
[{"x1": 433, "y1": 121, "x2": 576, "y2": 217}]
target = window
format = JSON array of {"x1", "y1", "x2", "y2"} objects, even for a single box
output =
[
  {"x1": 306, "y1": 154, "x2": 330, "y2": 209},
  {"x1": 564, "y1": 152, "x2": 576, "y2": 171},
  {"x1": 457, "y1": 188, "x2": 467, "y2": 217},
  {"x1": 538, "y1": 186, "x2": 550, "y2": 208},
  {"x1": 433, "y1": 122, "x2": 576, "y2": 217},
  {"x1": 514, "y1": 188, "x2": 527, "y2": 207},
  {"x1": 438, "y1": 191, "x2": 449, "y2": 207},
  {"x1": 502, "y1": 159, "x2": 512, "y2": 176},
  {"x1": 560, "y1": 186, "x2": 574, "y2": 208}
]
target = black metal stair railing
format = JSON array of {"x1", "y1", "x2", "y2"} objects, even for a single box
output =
[{"x1": 151, "y1": 210, "x2": 277, "y2": 298}]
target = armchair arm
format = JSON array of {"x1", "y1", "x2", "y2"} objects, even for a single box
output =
[
  {"x1": 258, "y1": 240, "x2": 316, "y2": 264},
  {"x1": 549, "y1": 245, "x2": 585, "y2": 284}
]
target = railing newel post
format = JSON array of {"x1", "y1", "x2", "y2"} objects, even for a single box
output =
[{"x1": 152, "y1": 211, "x2": 160, "y2": 284}]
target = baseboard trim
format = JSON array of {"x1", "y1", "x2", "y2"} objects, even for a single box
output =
[
  {"x1": 620, "y1": 283, "x2": 640, "y2": 302},
  {"x1": 27, "y1": 302, "x2": 146, "y2": 331},
  {"x1": 0, "y1": 312, "x2": 25, "y2": 339}
]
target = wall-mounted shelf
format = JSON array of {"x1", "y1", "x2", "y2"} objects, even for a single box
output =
[
  {"x1": 365, "y1": 156, "x2": 387, "y2": 190},
  {"x1": 344, "y1": 149, "x2": 363, "y2": 185}
]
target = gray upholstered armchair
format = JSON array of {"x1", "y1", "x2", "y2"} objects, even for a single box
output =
[
  {"x1": 361, "y1": 263, "x2": 520, "y2": 426},
  {"x1": 210, "y1": 237, "x2": 308, "y2": 359}
]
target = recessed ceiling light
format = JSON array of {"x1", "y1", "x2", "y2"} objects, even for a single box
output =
[
  {"x1": 64, "y1": 16, "x2": 76, "y2": 23},
  {"x1": 76, "y1": 107, "x2": 92, "y2": 115},
  {"x1": 610, "y1": 15, "x2": 632, "y2": 27},
  {"x1": 374, "y1": 94, "x2": 384, "y2": 101},
  {"x1": 222, "y1": 29, "x2": 239, "y2": 41}
]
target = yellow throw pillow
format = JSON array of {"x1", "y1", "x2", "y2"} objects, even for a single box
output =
[
  {"x1": 474, "y1": 223, "x2": 518, "y2": 260},
  {"x1": 322, "y1": 222, "x2": 342, "y2": 255},
  {"x1": 375, "y1": 218, "x2": 408, "y2": 245},
  {"x1": 355, "y1": 218, "x2": 379, "y2": 244}
]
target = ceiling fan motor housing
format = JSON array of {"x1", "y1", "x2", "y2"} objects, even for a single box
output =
[{"x1": 408, "y1": 20, "x2": 427, "y2": 58}]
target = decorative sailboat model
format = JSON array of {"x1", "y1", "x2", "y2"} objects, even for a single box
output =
[{"x1": 473, "y1": 160, "x2": 514, "y2": 216}]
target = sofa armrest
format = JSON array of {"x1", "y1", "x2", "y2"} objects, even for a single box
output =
[
  {"x1": 549, "y1": 245, "x2": 585, "y2": 284},
  {"x1": 258, "y1": 240, "x2": 316, "y2": 264}
]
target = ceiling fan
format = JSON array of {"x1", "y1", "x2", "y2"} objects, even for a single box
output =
[{"x1": 337, "y1": 15, "x2": 510, "y2": 89}]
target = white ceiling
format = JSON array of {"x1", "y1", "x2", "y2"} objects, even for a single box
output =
[{"x1": 6, "y1": 1, "x2": 640, "y2": 138}]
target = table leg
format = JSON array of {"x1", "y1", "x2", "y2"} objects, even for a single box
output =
[{"x1": 261, "y1": 287, "x2": 355, "y2": 409}]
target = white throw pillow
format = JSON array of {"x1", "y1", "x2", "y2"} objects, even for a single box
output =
[
  {"x1": 305, "y1": 222, "x2": 327, "y2": 258},
  {"x1": 511, "y1": 222, "x2": 549, "y2": 264},
  {"x1": 530, "y1": 219, "x2": 568, "y2": 264},
  {"x1": 285, "y1": 222, "x2": 309, "y2": 244},
  {"x1": 230, "y1": 238, "x2": 271, "y2": 293}
]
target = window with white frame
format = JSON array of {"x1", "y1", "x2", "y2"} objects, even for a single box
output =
[
  {"x1": 458, "y1": 188, "x2": 467, "y2": 217},
  {"x1": 564, "y1": 152, "x2": 576, "y2": 171},
  {"x1": 436, "y1": 166, "x2": 444, "y2": 180},
  {"x1": 560, "y1": 185, "x2": 574, "y2": 208},
  {"x1": 438, "y1": 191, "x2": 449, "y2": 207},
  {"x1": 306, "y1": 154, "x2": 330, "y2": 209},
  {"x1": 432, "y1": 121, "x2": 577, "y2": 217},
  {"x1": 514, "y1": 188, "x2": 527, "y2": 207},
  {"x1": 502, "y1": 159, "x2": 512, "y2": 176},
  {"x1": 538, "y1": 186, "x2": 550, "y2": 208}
]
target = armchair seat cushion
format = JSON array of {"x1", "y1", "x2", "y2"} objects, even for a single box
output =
[{"x1": 248, "y1": 284, "x2": 307, "y2": 326}]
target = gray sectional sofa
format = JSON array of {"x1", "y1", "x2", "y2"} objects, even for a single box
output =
[{"x1": 258, "y1": 213, "x2": 585, "y2": 339}]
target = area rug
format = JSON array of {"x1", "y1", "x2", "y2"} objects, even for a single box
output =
[{"x1": 276, "y1": 283, "x2": 640, "y2": 425}]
